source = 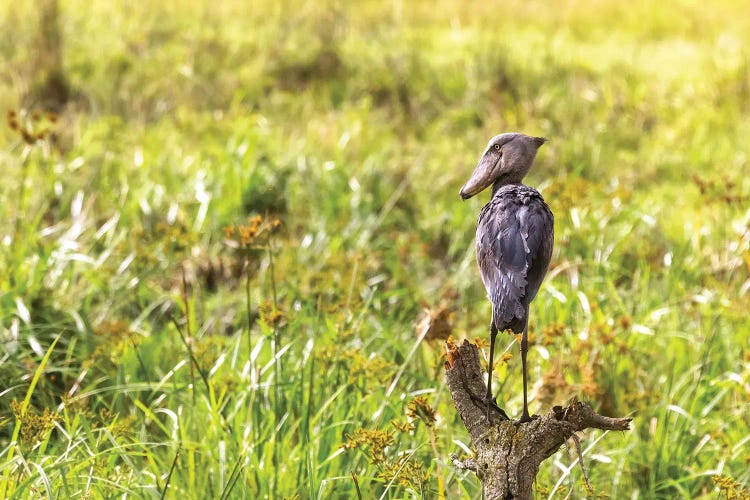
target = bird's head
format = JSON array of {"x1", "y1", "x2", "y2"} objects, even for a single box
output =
[{"x1": 459, "y1": 133, "x2": 546, "y2": 200}]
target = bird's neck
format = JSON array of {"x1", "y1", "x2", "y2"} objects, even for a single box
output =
[{"x1": 491, "y1": 174, "x2": 524, "y2": 196}]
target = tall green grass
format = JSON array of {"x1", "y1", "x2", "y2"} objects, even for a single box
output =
[{"x1": 1, "y1": 0, "x2": 749, "y2": 498}]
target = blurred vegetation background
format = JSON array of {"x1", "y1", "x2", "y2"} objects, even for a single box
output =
[{"x1": 1, "y1": 0, "x2": 748, "y2": 498}]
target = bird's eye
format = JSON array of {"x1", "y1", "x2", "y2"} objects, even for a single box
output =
[{"x1": 493, "y1": 144, "x2": 500, "y2": 151}]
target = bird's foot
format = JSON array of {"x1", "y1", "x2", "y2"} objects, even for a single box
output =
[
  {"x1": 469, "y1": 392, "x2": 510, "y2": 422},
  {"x1": 483, "y1": 396, "x2": 510, "y2": 423},
  {"x1": 513, "y1": 412, "x2": 539, "y2": 425},
  {"x1": 485, "y1": 399, "x2": 510, "y2": 424}
]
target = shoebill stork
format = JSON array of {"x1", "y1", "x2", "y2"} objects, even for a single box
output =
[{"x1": 460, "y1": 132, "x2": 553, "y2": 423}]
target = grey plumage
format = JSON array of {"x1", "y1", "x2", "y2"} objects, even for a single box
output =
[
  {"x1": 460, "y1": 132, "x2": 554, "y2": 423},
  {"x1": 477, "y1": 185, "x2": 553, "y2": 333}
]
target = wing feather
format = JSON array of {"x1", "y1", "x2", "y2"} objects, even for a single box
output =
[{"x1": 475, "y1": 185, "x2": 553, "y2": 332}]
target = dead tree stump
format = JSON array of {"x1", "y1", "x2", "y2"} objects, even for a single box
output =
[{"x1": 445, "y1": 339, "x2": 631, "y2": 499}]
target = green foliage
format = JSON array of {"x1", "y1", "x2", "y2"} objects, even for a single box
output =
[{"x1": 1, "y1": 0, "x2": 749, "y2": 498}]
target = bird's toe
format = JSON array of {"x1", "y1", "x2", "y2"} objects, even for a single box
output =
[{"x1": 513, "y1": 413, "x2": 539, "y2": 425}]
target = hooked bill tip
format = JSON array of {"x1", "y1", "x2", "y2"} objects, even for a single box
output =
[{"x1": 459, "y1": 188, "x2": 473, "y2": 200}]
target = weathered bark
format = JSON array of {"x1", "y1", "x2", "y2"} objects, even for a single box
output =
[{"x1": 445, "y1": 339, "x2": 631, "y2": 499}]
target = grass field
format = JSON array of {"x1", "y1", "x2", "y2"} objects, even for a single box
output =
[{"x1": 1, "y1": 0, "x2": 749, "y2": 498}]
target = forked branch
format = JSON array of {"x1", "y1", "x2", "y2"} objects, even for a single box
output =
[{"x1": 445, "y1": 339, "x2": 632, "y2": 499}]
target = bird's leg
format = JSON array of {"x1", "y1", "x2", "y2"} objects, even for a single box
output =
[
  {"x1": 518, "y1": 324, "x2": 533, "y2": 423},
  {"x1": 482, "y1": 322, "x2": 503, "y2": 422},
  {"x1": 468, "y1": 321, "x2": 508, "y2": 422},
  {"x1": 486, "y1": 322, "x2": 498, "y2": 403}
]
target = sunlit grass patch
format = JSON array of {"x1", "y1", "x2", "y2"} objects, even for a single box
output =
[{"x1": 0, "y1": 0, "x2": 749, "y2": 497}]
